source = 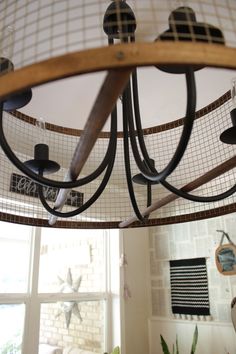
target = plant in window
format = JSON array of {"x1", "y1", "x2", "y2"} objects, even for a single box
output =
[
  {"x1": 104, "y1": 346, "x2": 120, "y2": 354},
  {"x1": 2, "y1": 330, "x2": 21, "y2": 354},
  {"x1": 160, "y1": 325, "x2": 198, "y2": 354}
]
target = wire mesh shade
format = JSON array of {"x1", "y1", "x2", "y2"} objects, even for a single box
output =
[
  {"x1": 0, "y1": 1, "x2": 236, "y2": 228},
  {"x1": 1, "y1": 0, "x2": 236, "y2": 71},
  {"x1": 0, "y1": 91, "x2": 234, "y2": 228}
]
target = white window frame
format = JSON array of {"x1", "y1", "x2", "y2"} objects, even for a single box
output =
[{"x1": 0, "y1": 224, "x2": 121, "y2": 354}]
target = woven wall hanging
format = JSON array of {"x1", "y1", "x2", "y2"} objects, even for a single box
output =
[{"x1": 170, "y1": 258, "x2": 210, "y2": 316}]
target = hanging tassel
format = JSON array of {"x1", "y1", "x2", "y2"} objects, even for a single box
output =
[
  {"x1": 120, "y1": 253, "x2": 128, "y2": 267},
  {"x1": 123, "y1": 283, "x2": 131, "y2": 299}
]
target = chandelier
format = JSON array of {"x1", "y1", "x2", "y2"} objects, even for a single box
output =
[{"x1": 0, "y1": 1, "x2": 236, "y2": 228}]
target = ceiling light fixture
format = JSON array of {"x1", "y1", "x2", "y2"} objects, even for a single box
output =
[{"x1": 0, "y1": 1, "x2": 235, "y2": 227}]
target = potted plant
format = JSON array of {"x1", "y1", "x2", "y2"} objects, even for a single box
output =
[
  {"x1": 104, "y1": 346, "x2": 120, "y2": 354},
  {"x1": 160, "y1": 325, "x2": 198, "y2": 354}
]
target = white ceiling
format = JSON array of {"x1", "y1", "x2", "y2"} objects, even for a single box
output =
[
  {"x1": 12, "y1": 0, "x2": 236, "y2": 131},
  {"x1": 4, "y1": 0, "x2": 232, "y2": 130},
  {"x1": 20, "y1": 66, "x2": 236, "y2": 131}
]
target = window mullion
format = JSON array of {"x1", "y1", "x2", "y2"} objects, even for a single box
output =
[
  {"x1": 0, "y1": 293, "x2": 29, "y2": 303},
  {"x1": 104, "y1": 229, "x2": 111, "y2": 352},
  {"x1": 37, "y1": 291, "x2": 108, "y2": 302},
  {"x1": 22, "y1": 226, "x2": 41, "y2": 354}
]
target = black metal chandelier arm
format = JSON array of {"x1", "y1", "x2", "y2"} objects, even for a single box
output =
[
  {"x1": 161, "y1": 178, "x2": 236, "y2": 203},
  {"x1": 108, "y1": 34, "x2": 144, "y2": 221},
  {"x1": 129, "y1": 63, "x2": 236, "y2": 203},
  {"x1": 0, "y1": 102, "x2": 116, "y2": 189},
  {"x1": 108, "y1": 27, "x2": 144, "y2": 221},
  {"x1": 108, "y1": 36, "x2": 114, "y2": 45},
  {"x1": 131, "y1": 68, "x2": 151, "y2": 164},
  {"x1": 123, "y1": 87, "x2": 145, "y2": 222},
  {"x1": 37, "y1": 113, "x2": 118, "y2": 218},
  {"x1": 130, "y1": 35, "x2": 157, "y2": 170},
  {"x1": 128, "y1": 67, "x2": 196, "y2": 182}
]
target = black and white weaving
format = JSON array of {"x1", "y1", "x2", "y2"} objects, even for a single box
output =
[{"x1": 170, "y1": 258, "x2": 210, "y2": 316}]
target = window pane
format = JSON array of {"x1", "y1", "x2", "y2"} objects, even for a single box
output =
[
  {"x1": 39, "y1": 301, "x2": 105, "y2": 353},
  {"x1": 39, "y1": 228, "x2": 105, "y2": 293},
  {"x1": 0, "y1": 304, "x2": 25, "y2": 354},
  {"x1": 0, "y1": 222, "x2": 31, "y2": 293}
]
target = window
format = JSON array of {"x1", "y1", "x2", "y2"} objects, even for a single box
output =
[
  {"x1": 0, "y1": 304, "x2": 25, "y2": 353},
  {"x1": 0, "y1": 222, "x2": 120, "y2": 354}
]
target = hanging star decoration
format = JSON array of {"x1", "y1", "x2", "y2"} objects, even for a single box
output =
[{"x1": 56, "y1": 268, "x2": 82, "y2": 329}]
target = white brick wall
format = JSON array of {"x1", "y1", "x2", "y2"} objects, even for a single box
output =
[{"x1": 149, "y1": 213, "x2": 236, "y2": 322}]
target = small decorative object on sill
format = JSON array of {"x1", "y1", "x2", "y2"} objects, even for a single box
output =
[
  {"x1": 215, "y1": 230, "x2": 236, "y2": 275},
  {"x1": 170, "y1": 258, "x2": 210, "y2": 317}
]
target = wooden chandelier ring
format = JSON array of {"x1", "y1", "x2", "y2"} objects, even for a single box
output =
[{"x1": 0, "y1": 42, "x2": 236, "y2": 101}]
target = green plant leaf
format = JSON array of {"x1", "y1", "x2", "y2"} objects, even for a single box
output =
[
  {"x1": 111, "y1": 346, "x2": 120, "y2": 354},
  {"x1": 176, "y1": 335, "x2": 179, "y2": 354},
  {"x1": 160, "y1": 335, "x2": 171, "y2": 354},
  {"x1": 190, "y1": 325, "x2": 198, "y2": 354}
]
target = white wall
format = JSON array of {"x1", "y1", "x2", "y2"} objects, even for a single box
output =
[
  {"x1": 149, "y1": 318, "x2": 236, "y2": 354},
  {"x1": 148, "y1": 213, "x2": 236, "y2": 354},
  {"x1": 120, "y1": 227, "x2": 151, "y2": 354}
]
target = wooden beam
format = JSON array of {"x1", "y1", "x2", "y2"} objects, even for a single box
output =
[
  {"x1": 119, "y1": 155, "x2": 236, "y2": 228},
  {"x1": 49, "y1": 68, "x2": 132, "y2": 225}
]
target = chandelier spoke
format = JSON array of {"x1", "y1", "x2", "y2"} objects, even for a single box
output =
[
  {"x1": 120, "y1": 156, "x2": 236, "y2": 228},
  {"x1": 161, "y1": 173, "x2": 236, "y2": 203}
]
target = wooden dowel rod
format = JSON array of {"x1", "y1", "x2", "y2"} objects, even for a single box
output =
[
  {"x1": 49, "y1": 68, "x2": 132, "y2": 225},
  {"x1": 119, "y1": 155, "x2": 236, "y2": 228}
]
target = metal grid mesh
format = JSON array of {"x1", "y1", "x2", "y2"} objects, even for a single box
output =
[
  {"x1": 0, "y1": 1, "x2": 236, "y2": 227},
  {"x1": 0, "y1": 0, "x2": 236, "y2": 71},
  {"x1": 0, "y1": 91, "x2": 235, "y2": 228},
  {"x1": 149, "y1": 97, "x2": 236, "y2": 219}
]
